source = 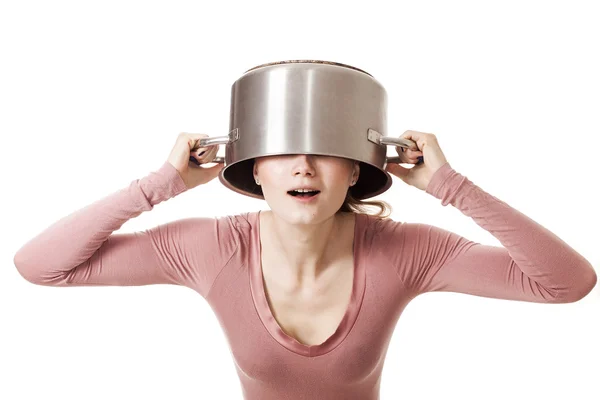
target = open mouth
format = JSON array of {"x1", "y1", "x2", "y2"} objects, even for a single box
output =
[{"x1": 287, "y1": 190, "x2": 321, "y2": 198}]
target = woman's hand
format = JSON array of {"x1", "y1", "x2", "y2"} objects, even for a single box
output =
[
  {"x1": 167, "y1": 132, "x2": 224, "y2": 190},
  {"x1": 384, "y1": 130, "x2": 449, "y2": 192}
]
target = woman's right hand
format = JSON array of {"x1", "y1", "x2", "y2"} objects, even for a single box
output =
[{"x1": 167, "y1": 132, "x2": 224, "y2": 190}]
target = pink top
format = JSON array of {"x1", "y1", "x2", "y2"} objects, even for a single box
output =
[{"x1": 14, "y1": 160, "x2": 597, "y2": 400}]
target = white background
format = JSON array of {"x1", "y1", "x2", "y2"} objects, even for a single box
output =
[{"x1": 2, "y1": 1, "x2": 598, "y2": 399}]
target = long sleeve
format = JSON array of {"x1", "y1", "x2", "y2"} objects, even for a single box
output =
[
  {"x1": 13, "y1": 161, "x2": 238, "y2": 298},
  {"x1": 376, "y1": 162, "x2": 597, "y2": 304}
]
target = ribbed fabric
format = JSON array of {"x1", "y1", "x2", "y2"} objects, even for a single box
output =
[{"x1": 14, "y1": 160, "x2": 596, "y2": 399}]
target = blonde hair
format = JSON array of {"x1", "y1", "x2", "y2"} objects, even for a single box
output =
[{"x1": 337, "y1": 190, "x2": 392, "y2": 219}]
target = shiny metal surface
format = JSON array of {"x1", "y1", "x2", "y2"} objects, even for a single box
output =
[{"x1": 199, "y1": 60, "x2": 421, "y2": 200}]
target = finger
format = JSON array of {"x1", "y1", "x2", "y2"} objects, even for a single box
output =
[
  {"x1": 200, "y1": 145, "x2": 219, "y2": 160},
  {"x1": 399, "y1": 130, "x2": 417, "y2": 144},
  {"x1": 400, "y1": 130, "x2": 426, "y2": 151},
  {"x1": 398, "y1": 146, "x2": 423, "y2": 164},
  {"x1": 189, "y1": 155, "x2": 201, "y2": 166},
  {"x1": 194, "y1": 142, "x2": 210, "y2": 154},
  {"x1": 404, "y1": 147, "x2": 423, "y2": 156},
  {"x1": 194, "y1": 144, "x2": 217, "y2": 160},
  {"x1": 401, "y1": 129, "x2": 428, "y2": 140},
  {"x1": 197, "y1": 150, "x2": 221, "y2": 167},
  {"x1": 191, "y1": 149, "x2": 206, "y2": 162},
  {"x1": 185, "y1": 134, "x2": 210, "y2": 151},
  {"x1": 398, "y1": 141, "x2": 417, "y2": 154}
]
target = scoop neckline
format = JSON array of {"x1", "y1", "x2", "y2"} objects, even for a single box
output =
[{"x1": 248, "y1": 210, "x2": 367, "y2": 357}]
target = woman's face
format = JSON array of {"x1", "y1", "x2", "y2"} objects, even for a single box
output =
[{"x1": 253, "y1": 154, "x2": 360, "y2": 224}]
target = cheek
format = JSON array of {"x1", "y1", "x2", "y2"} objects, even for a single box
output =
[
  {"x1": 258, "y1": 165, "x2": 289, "y2": 194},
  {"x1": 331, "y1": 165, "x2": 353, "y2": 183},
  {"x1": 262, "y1": 168, "x2": 287, "y2": 187}
]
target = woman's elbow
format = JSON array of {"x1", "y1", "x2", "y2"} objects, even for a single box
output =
[
  {"x1": 556, "y1": 265, "x2": 597, "y2": 303},
  {"x1": 14, "y1": 251, "x2": 48, "y2": 286}
]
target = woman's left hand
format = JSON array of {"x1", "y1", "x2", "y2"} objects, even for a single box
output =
[{"x1": 384, "y1": 130, "x2": 449, "y2": 192}]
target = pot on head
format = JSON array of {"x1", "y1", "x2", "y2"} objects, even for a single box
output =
[{"x1": 197, "y1": 59, "x2": 421, "y2": 200}]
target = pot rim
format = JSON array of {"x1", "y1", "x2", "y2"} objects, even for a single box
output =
[{"x1": 243, "y1": 59, "x2": 373, "y2": 77}]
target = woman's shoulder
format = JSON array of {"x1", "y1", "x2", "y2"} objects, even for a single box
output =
[
  {"x1": 218, "y1": 210, "x2": 257, "y2": 234},
  {"x1": 168, "y1": 211, "x2": 256, "y2": 242}
]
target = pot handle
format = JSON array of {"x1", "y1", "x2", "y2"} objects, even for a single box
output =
[
  {"x1": 188, "y1": 129, "x2": 240, "y2": 164},
  {"x1": 188, "y1": 128, "x2": 425, "y2": 166},
  {"x1": 368, "y1": 129, "x2": 424, "y2": 166}
]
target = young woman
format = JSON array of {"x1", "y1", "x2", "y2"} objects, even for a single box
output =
[{"x1": 13, "y1": 130, "x2": 596, "y2": 400}]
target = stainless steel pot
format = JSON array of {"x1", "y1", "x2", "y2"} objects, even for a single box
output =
[{"x1": 198, "y1": 60, "x2": 422, "y2": 200}]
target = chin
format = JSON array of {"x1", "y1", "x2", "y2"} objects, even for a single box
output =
[{"x1": 273, "y1": 204, "x2": 340, "y2": 225}]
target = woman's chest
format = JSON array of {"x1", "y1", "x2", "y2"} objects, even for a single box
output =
[
  {"x1": 261, "y1": 259, "x2": 355, "y2": 346},
  {"x1": 218, "y1": 255, "x2": 407, "y2": 386}
]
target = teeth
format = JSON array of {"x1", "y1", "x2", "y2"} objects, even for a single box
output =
[{"x1": 294, "y1": 189, "x2": 316, "y2": 193}]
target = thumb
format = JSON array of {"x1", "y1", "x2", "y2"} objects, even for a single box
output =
[
  {"x1": 206, "y1": 162, "x2": 225, "y2": 179},
  {"x1": 385, "y1": 163, "x2": 410, "y2": 183},
  {"x1": 191, "y1": 162, "x2": 224, "y2": 181}
]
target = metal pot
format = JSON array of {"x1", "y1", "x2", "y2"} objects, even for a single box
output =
[{"x1": 197, "y1": 59, "x2": 421, "y2": 200}]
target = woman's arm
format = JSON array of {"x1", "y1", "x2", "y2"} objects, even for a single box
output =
[
  {"x1": 377, "y1": 163, "x2": 597, "y2": 303},
  {"x1": 12, "y1": 161, "x2": 235, "y2": 297}
]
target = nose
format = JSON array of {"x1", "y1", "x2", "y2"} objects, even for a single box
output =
[{"x1": 292, "y1": 154, "x2": 316, "y2": 176}]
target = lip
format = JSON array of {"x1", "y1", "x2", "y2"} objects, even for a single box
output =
[{"x1": 288, "y1": 192, "x2": 320, "y2": 203}]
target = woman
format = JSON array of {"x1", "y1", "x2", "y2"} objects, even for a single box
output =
[{"x1": 13, "y1": 130, "x2": 597, "y2": 400}]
